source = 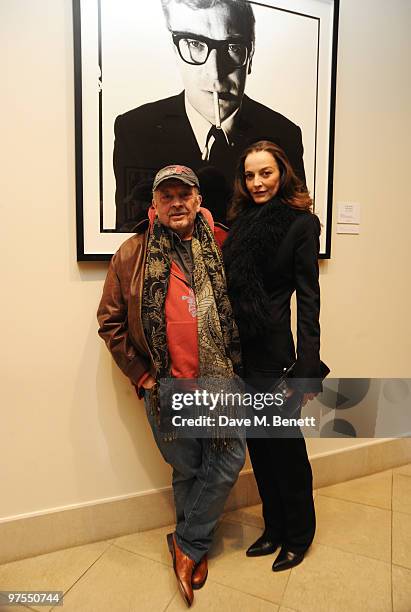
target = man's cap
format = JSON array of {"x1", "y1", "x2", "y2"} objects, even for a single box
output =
[{"x1": 152, "y1": 165, "x2": 200, "y2": 191}]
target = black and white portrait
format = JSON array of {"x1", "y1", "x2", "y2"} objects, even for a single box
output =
[{"x1": 73, "y1": 0, "x2": 339, "y2": 259}]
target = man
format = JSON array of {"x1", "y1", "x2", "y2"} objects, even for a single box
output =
[
  {"x1": 114, "y1": 0, "x2": 306, "y2": 229},
  {"x1": 98, "y1": 165, "x2": 245, "y2": 607}
]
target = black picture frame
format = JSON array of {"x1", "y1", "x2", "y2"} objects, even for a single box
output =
[{"x1": 73, "y1": 0, "x2": 339, "y2": 260}]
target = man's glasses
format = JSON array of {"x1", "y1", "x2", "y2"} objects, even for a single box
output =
[{"x1": 172, "y1": 31, "x2": 251, "y2": 67}]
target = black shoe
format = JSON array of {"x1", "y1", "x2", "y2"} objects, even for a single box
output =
[
  {"x1": 272, "y1": 547, "x2": 305, "y2": 572},
  {"x1": 246, "y1": 533, "x2": 279, "y2": 557}
]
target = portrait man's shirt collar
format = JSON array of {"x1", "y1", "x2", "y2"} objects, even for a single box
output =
[{"x1": 184, "y1": 93, "x2": 239, "y2": 161}]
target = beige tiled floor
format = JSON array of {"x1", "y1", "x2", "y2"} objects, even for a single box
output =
[{"x1": 1, "y1": 465, "x2": 411, "y2": 612}]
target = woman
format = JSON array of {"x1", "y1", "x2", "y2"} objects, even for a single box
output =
[{"x1": 223, "y1": 140, "x2": 324, "y2": 572}]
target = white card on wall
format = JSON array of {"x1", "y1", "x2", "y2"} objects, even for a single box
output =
[
  {"x1": 337, "y1": 202, "x2": 361, "y2": 224},
  {"x1": 336, "y1": 224, "x2": 360, "y2": 234}
]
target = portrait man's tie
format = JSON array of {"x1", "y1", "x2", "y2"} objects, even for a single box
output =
[{"x1": 207, "y1": 125, "x2": 229, "y2": 166}]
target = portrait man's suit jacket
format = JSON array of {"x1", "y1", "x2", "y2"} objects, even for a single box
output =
[{"x1": 113, "y1": 91, "x2": 306, "y2": 229}]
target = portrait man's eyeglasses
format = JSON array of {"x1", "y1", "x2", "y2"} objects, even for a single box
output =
[{"x1": 172, "y1": 31, "x2": 251, "y2": 67}]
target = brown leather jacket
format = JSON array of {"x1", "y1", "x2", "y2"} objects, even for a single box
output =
[
  {"x1": 97, "y1": 212, "x2": 227, "y2": 386},
  {"x1": 97, "y1": 220, "x2": 155, "y2": 385}
]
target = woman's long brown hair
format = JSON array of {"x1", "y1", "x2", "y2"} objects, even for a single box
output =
[{"x1": 227, "y1": 140, "x2": 313, "y2": 222}]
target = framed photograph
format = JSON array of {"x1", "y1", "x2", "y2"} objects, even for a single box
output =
[{"x1": 73, "y1": 0, "x2": 339, "y2": 260}]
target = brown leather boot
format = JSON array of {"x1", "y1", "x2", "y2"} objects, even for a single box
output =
[
  {"x1": 167, "y1": 533, "x2": 195, "y2": 607},
  {"x1": 192, "y1": 554, "x2": 208, "y2": 590}
]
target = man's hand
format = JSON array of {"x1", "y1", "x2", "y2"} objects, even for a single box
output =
[{"x1": 142, "y1": 374, "x2": 157, "y2": 390}]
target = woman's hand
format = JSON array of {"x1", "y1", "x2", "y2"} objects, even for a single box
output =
[
  {"x1": 142, "y1": 374, "x2": 157, "y2": 390},
  {"x1": 286, "y1": 388, "x2": 317, "y2": 407},
  {"x1": 302, "y1": 392, "x2": 318, "y2": 407}
]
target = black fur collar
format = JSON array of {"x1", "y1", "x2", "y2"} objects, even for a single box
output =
[{"x1": 223, "y1": 198, "x2": 303, "y2": 338}]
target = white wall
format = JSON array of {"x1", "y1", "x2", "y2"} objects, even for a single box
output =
[
  {"x1": 319, "y1": 0, "x2": 411, "y2": 379},
  {"x1": 1, "y1": 0, "x2": 410, "y2": 521}
]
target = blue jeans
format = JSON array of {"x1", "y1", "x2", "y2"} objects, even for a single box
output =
[{"x1": 144, "y1": 394, "x2": 245, "y2": 563}]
